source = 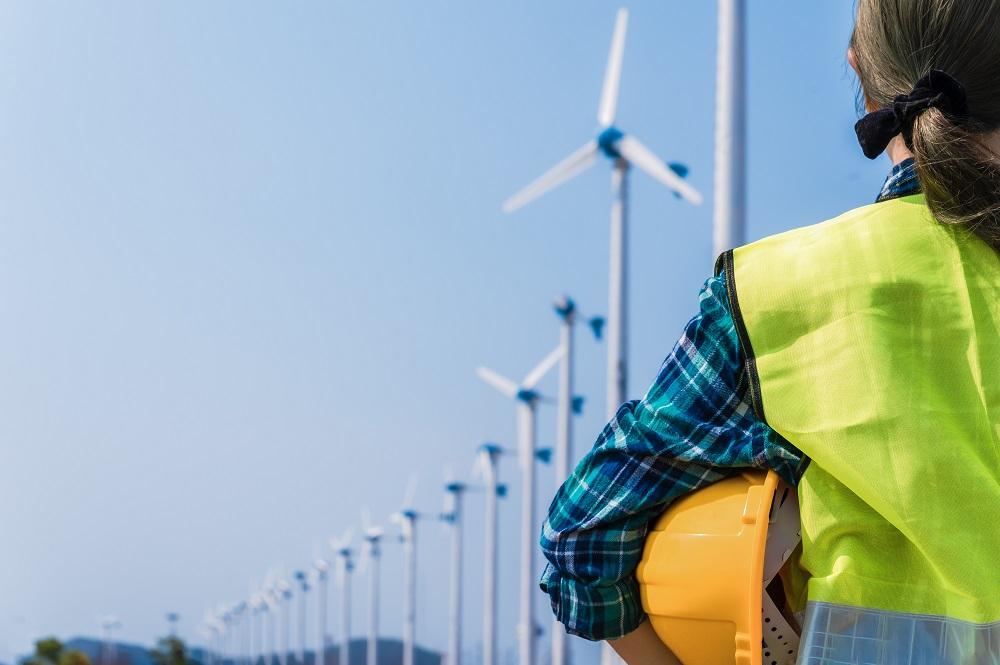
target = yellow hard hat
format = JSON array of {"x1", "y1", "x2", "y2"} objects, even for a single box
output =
[{"x1": 636, "y1": 471, "x2": 802, "y2": 665}]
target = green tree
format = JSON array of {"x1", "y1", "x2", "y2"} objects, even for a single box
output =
[
  {"x1": 150, "y1": 636, "x2": 187, "y2": 665},
  {"x1": 24, "y1": 638, "x2": 90, "y2": 665},
  {"x1": 24, "y1": 637, "x2": 63, "y2": 665},
  {"x1": 58, "y1": 651, "x2": 92, "y2": 665}
]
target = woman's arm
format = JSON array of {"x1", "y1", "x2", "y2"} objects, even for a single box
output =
[
  {"x1": 539, "y1": 275, "x2": 806, "y2": 646},
  {"x1": 608, "y1": 620, "x2": 682, "y2": 665}
]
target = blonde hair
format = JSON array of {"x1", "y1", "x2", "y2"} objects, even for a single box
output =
[{"x1": 851, "y1": 0, "x2": 1000, "y2": 249}]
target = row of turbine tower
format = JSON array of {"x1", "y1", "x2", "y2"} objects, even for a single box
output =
[
  {"x1": 200, "y1": 1, "x2": 747, "y2": 664},
  {"x1": 199, "y1": 296, "x2": 601, "y2": 665}
]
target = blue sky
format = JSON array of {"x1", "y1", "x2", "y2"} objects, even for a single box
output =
[{"x1": 0, "y1": 1, "x2": 892, "y2": 663}]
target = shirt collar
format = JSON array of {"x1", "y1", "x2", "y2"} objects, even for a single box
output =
[{"x1": 876, "y1": 157, "x2": 921, "y2": 202}]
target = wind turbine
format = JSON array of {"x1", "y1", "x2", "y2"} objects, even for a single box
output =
[
  {"x1": 389, "y1": 476, "x2": 420, "y2": 665},
  {"x1": 550, "y1": 297, "x2": 602, "y2": 665},
  {"x1": 329, "y1": 530, "x2": 354, "y2": 665},
  {"x1": 503, "y1": 5, "x2": 703, "y2": 458},
  {"x1": 228, "y1": 602, "x2": 248, "y2": 665},
  {"x1": 203, "y1": 610, "x2": 222, "y2": 665},
  {"x1": 359, "y1": 510, "x2": 384, "y2": 665},
  {"x1": 477, "y1": 344, "x2": 563, "y2": 665},
  {"x1": 167, "y1": 613, "x2": 180, "y2": 638},
  {"x1": 471, "y1": 444, "x2": 506, "y2": 665},
  {"x1": 293, "y1": 571, "x2": 310, "y2": 665},
  {"x1": 263, "y1": 581, "x2": 280, "y2": 665},
  {"x1": 313, "y1": 555, "x2": 331, "y2": 665},
  {"x1": 250, "y1": 594, "x2": 268, "y2": 665},
  {"x1": 216, "y1": 607, "x2": 233, "y2": 665},
  {"x1": 100, "y1": 615, "x2": 121, "y2": 665},
  {"x1": 440, "y1": 472, "x2": 466, "y2": 665},
  {"x1": 277, "y1": 579, "x2": 294, "y2": 665}
]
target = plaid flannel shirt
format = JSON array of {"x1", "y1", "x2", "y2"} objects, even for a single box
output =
[{"x1": 539, "y1": 158, "x2": 922, "y2": 641}]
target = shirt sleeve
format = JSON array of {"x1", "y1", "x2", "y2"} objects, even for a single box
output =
[{"x1": 538, "y1": 274, "x2": 807, "y2": 641}]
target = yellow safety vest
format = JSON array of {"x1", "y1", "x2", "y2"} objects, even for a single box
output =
[{"x1": 719, "y1": 193, "x2": 1000, "y2": 663}]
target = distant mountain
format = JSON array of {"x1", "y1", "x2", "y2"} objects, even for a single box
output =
[
  {"x1": 29, "y1": 638, "x2": 441, "y2": 665},
  {"x1": 62, "y1": 638, "x2": 153, "y2": 665}
]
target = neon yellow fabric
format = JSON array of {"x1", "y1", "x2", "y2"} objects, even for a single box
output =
[{"x1": 728, "y1": 194, "x2": 1000, "y2": 624}]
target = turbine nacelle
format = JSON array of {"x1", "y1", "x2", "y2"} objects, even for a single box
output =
[
  {"x1": 553, "y1": 296, "x2": 577, "y2": 322},
  {"x1": 502, "y1": 6, "x2": 703, "y2": 213},
  {"x1": 597, "y1": 126, "x2": 625, "y2": 159}
]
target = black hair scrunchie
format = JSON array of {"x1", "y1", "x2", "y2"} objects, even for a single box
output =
[{"x1": 854, "y1": 69, "x2": 969, "y2": 159}]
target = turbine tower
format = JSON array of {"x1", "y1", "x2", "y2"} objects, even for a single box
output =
[
  {"x1": 502, "y1": 4, "x2": 702, "y2": 439},
  {"x1": 440, "y1": 476, "x2": 466, "y2": 665},
  {"x1": 293, "y1": 571, "x2": 310, "y2": 665},
  {"x1": 472, "y1": 444, "x2": 505, "y2": 665},
  {"x1": 314, "y1": 556, "x2": 331, "y2": 665},
  {"x1": 100, "y1": 616, "x2": 121, "y2": 665},
  {"x1": 360, "y1": 511, "x2": 384, "y2": 665},
  {"x1": 477, "y1": 346, "x2": 564, "y2": 665},
  {"x1": 329, "y1": 530, "x2": 354, "y2": 665},
  {"x1": 389, "y1": 476, "x2": 420, "y2": 665},
  {"x1": 277, "y1": 580, "x2": 294, "y2": 665},
  {"x1": 714, "y1": 0, "x2": 747, "y2": 257},
  {"x1": 550, "y1": 296, "x2": 602, "y2": 665},
  {"x1": 264, "y1": 582, "x2": 280, "y2": 665}
]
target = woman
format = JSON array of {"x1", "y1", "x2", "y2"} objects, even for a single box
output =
[{"x1": 539, "y1": 2, "x2": 1000, "y2": 664}]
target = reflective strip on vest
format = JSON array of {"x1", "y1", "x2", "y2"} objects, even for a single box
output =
[{"x1": 798, "y1": 602, "x2": 1000, "y2": 665}]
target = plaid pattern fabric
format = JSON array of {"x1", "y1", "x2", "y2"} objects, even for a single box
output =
[
  {"x1": 876, "y1": 157, "x2": 920, "y2": 202},
  {"x1": 539, "y1": 160, "x2": 922, "y2": 642}
]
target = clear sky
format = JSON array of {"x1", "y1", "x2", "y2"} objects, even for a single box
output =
[{"x1": 0, "y1": 1, "x2": 893, "y2": 663}]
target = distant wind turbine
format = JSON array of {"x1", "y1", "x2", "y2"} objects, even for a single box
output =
[
  {"x1": 471, "y1": 444, "x2": 506, "y2": 665},
  {"x1": 389, "y1": 475, "x2": 421, "y2": 665},
  {"x1": 550, "y1": 296, "x2": 602, "y2": 665},
  {"x1": 314, "y1": 555, "x2": 331, "y2": 665},
  {"x1": 476, "y1": 346, "x2": 563, "y2": 665},
  {"x1": 293, "y1": 571, "x2": 310, "y2": 665},
  {"x1": 100, "y1": 615, "x2": 121, "y2": 665},
  {"x1": 329, "y1": 530, "x2": 354, "y2": 665},
  {"x1": 277, "y1": 580, "x2": 294, "y2": 665},
  {"x1": 359, "y1": 510, "x2": 384, "y2": 665},
  {"x1": 439, "y1": 472, "x2": 466, "y2": 665}
]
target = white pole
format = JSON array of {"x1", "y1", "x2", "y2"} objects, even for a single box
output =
[
  {"x1": 607, "y1": 160, "x2": 629, "y2": 418},
  {"x1": 601, "y1": 159, "x2": 630, "y2": 665},
  {"x1": 517, "y1": 401, "x2": 537, "y2": 665},
  {"x1": 551, "y1": 307, "x2": 574, "y2": 665},
  {"x1": 339, "y1": 557, "x2": 352, "y2": 665},
  {"x1": 250, "y1": 606, "x2": 258, "y2": 665},
  {"x1": 446, "y1": 486, "x2": 464, "y2": 665},
  {"x1": 267, "y1": 604, "x2": 277, "y2": 665},
  {"x1": 482, "y1": 448, "x2": 499, "y2": 665},
  {"x1": 401, "y1": 515, "x2": 417, "y2": 665},
  {"x1": 366, "y1": 545, "x2": 380, "y2": 665},
  {"x1": 245, "y1": 608, "x2": 253, "y2": 665},
  {"x1": 297, "y1": 581, "x2": 308, "y2": 665},
  {"x1": 283, "y1": 590, "x2": 293, "y2": 665},
  {"x1": 317, "y1": 569, "x2": 329, "y2": 665},
  {"x1": 713, "y1": 0, "x2": 747, "y2": 257}
]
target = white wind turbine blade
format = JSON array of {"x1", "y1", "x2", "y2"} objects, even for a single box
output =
[
  {"x1": 476, "y1": 366, "x2": 520, "y2": 398},
  {"x1": 401, "y1": 473, "x2": 419, "y2": 509},
  {"x1": 598, "y1": 7, "x2": 629, "y2": 127},
  {"x1": 502, "y1": 140, "x2": 599, "y2": 213},
  {"x1": 330, "y1": 527, "x2": 353, "y2": 553},
  {"x1": 616, "y1": 135, "x2": 703, "y2": 205},
  {"x1": 522, "y1": 345, "x2": 565, "y2": 389},
  {"x1": 470, "y1": 450, "x2": 485, "y2": 480}
]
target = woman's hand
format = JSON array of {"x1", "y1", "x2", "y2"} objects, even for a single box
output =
[{"x1": 607, "y1": 619, "x2": 683, "y2": 665}]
